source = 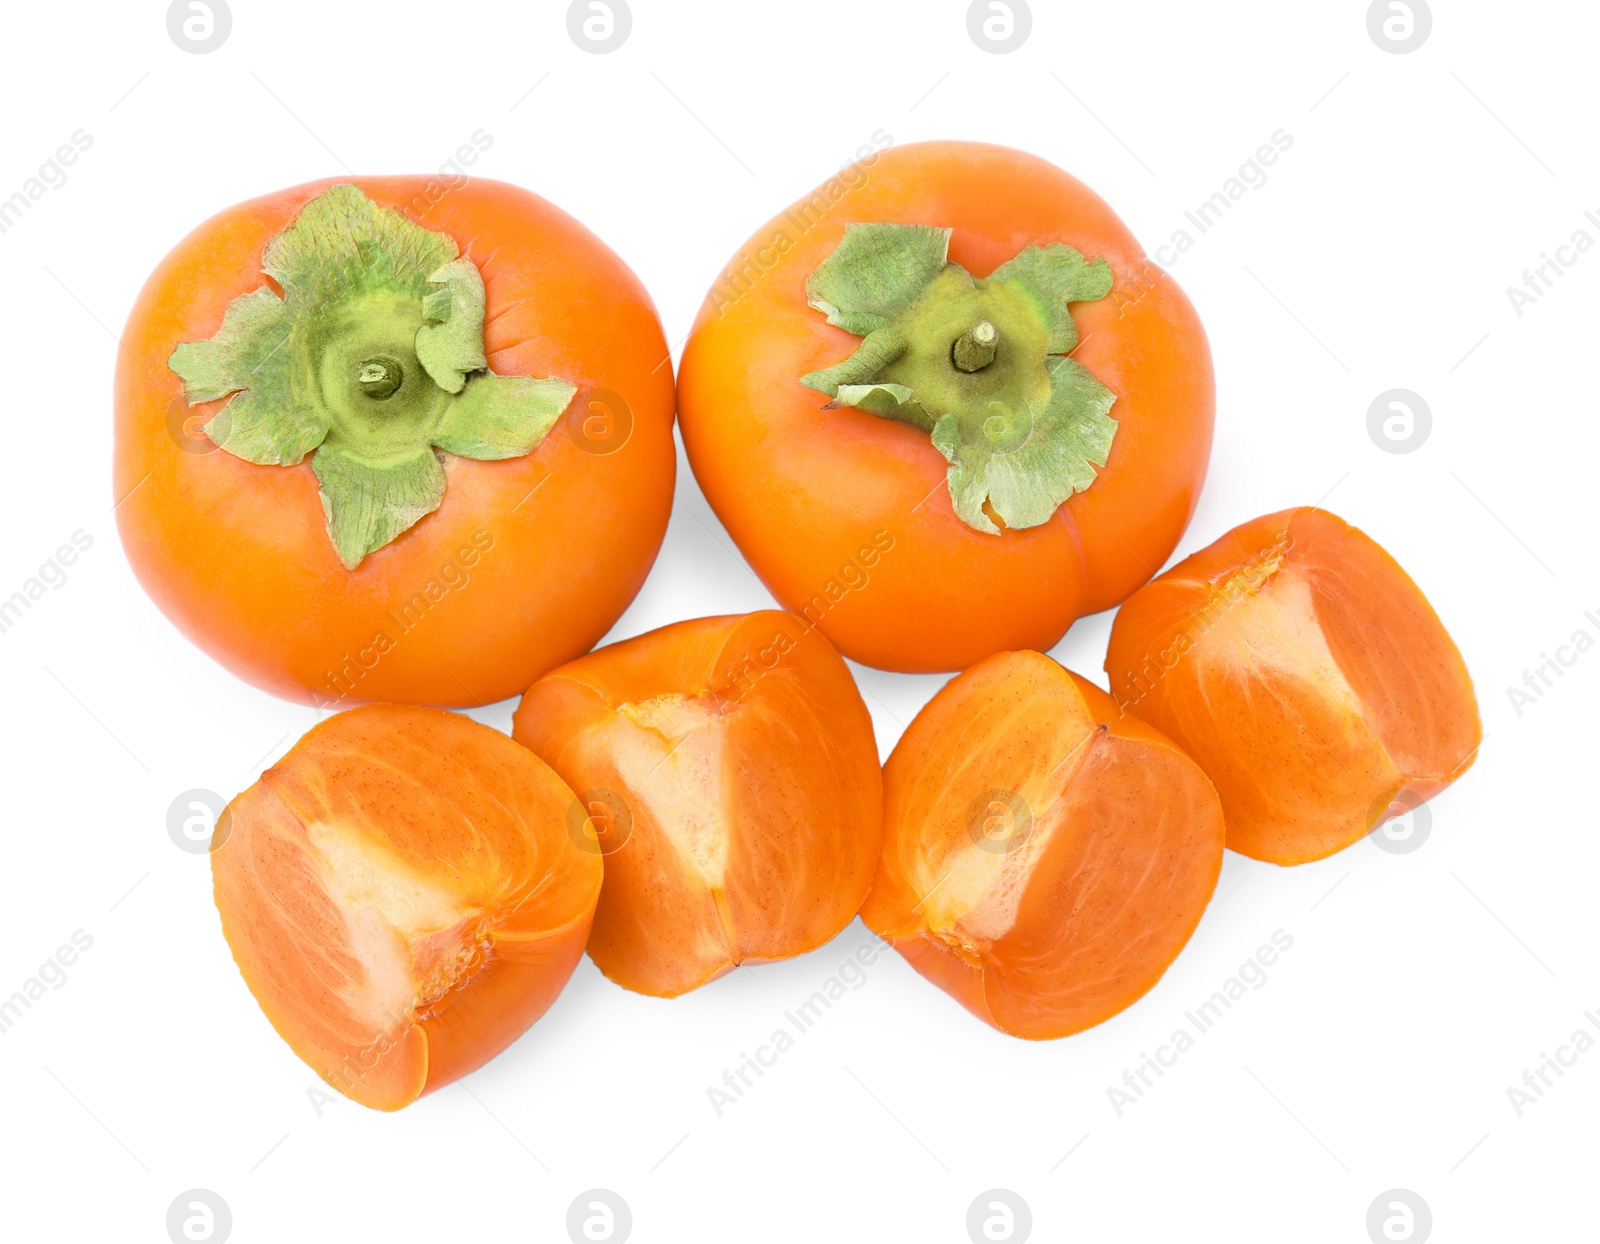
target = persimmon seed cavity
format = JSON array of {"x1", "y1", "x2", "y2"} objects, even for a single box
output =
[
  {"x1": 952, "y1": 320, "x2": 999, "y2": 372},
  {"x1": 358, "y1": 356, "x2": 404, "y2": 400}
]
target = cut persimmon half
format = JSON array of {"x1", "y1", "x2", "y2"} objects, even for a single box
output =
[
  {"x1": 1105, "y1": 507, "x2": 1482, "y2": 865},
  {"x1": 211, "y1": 704, "x2": 601, "y2": 1110},
  {"x1": 860, "y1": 650, "x2": 1224, "y2": 1040},
  {"x1": 511, "y1": 611, "x2": 882, "y2": 998}
]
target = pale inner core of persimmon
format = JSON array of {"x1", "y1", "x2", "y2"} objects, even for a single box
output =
[
  {"x1": 911, "y1": 721, "x2": 1102, "y2": 952},
  {"x1": 614, "y1": 693, "x2": 731, "y2": 885},
  {"x1": 1196, "y1": 569, "x2": 1367, "y2": 734},
  {"x1": 307, "y1": 821, "x2": 485, "y2": 1032}
]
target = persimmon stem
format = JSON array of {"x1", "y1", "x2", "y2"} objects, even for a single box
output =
[
  {"x1": 358, "y1": 356, "x2": 404, "y2": 400},
  {"x1": 167, "y1": 185, "x2": 577, "y2": 569},
  {"x1": 797, "y1": 224, "x2": 1117, "y2": 535},
  {"x1": 952, "y1": 320, "x2": 999, "y2": 372}
]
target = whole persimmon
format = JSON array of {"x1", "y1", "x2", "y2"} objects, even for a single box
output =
[
  {"x1": 861, "y1": 650, "x2": 1224, "y2": 1039},
  {"x1": 677, "y1": 141, "x2": 1213, "y2": 673},
  {"x1": 115, "y1": 177, "x2": 675, "y2": 707},
  {"x1": 512, "y1": 611, "x2": 882, "y2": 997},
  {"x1": 1105, "y1": 507, "x2": 1482, "y2": 865},
  {"x1": 211, "y1": 704, "x2": 601, "y2": 1111}
]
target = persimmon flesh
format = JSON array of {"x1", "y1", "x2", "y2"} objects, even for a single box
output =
[
  {"x1": 512, "y1": 611, "x2": 882, "y2": 997},
  {"x1": 1105, "y1": 507, "x2": 1482, "y2": 864},
  {"x1": 212, "y1": 704, "x2": 601, "y2": 1110},
  {"x1": 861, "y1": 651, "x2": 1224, "y2": 1040}
]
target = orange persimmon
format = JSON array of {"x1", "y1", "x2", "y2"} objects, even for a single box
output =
[
  {"x1": 677, "y1": 140, "x2": 1213, "y2": 673},
  {"x1": 511, "y1": 611, "x2": 882, "y2": 997},
  {"x1": 1105, "y1": 507, "x2": 1481, "y2": 865},
  {"x1": 861, "y1": 650, "x2": 1224, "y2": 1040},
  {"x1": 115, "y1": 177, "x2": 675, "y2": 707},
  {"x1": 211, "y1": 704, "x2": 601, "y2": 1111}
]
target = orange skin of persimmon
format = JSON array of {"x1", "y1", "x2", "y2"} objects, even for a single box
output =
[
  {"x1": 677, "y1": 141, "x2": 1214, "y2": 673},
  {"x1": 1105, "y1": 507, "x2": 1482, "y2": 865},
  {"x1": 211, "y1": 704, "x2": 601, "y2": 1112},
  {"x1": 861, "y1": 651, "x2": 1224, "y2": 1040},
  {"x1": 115, "y1": 177, "x2": 675, "y2": 707},
  {"x1": 512, "y1": 611, "x2": 883, "y2": 998}
]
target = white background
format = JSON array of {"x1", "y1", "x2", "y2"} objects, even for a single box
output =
[{"x1": 1, "y1": 1, "x2": 1594, "y2": 1240}]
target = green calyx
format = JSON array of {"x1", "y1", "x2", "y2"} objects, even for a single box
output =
[
  {"x1": 168, "y1": 185, "x2": 576, "y2": 568},
  {"x1": 800, "y1": 223, "x2": 1117, "y2": 535}
]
